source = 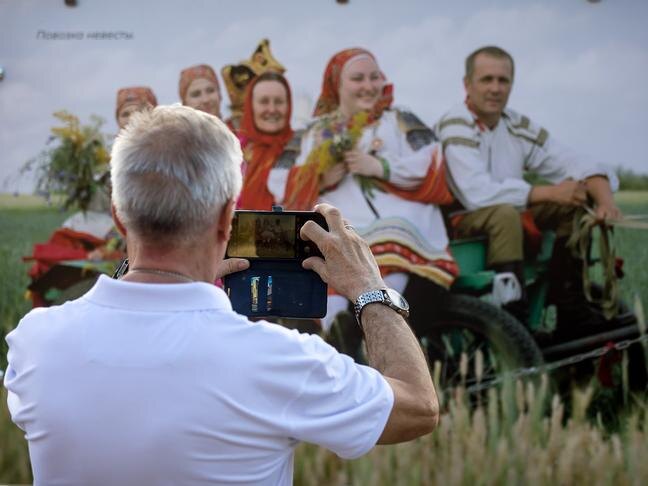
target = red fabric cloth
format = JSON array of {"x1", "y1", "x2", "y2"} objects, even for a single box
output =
[
  {"x1": 237, "y1": 73, "x2": 294, "y2": 210},
  {"x1": 24, "y1": 227, "x2": 107, "y2": 307},
  {"x1": 520, "y1": 210, "x2": 542, "y2": 256},
  {"x1": 24, "y1": 228, "x2": 105, "y2": 280},
  {"x1": 178, "y1": 64, "x2": 221, "y2": 103},
  {"x1": 283, "y1": 164, "x2": 320, "y2": 211}
]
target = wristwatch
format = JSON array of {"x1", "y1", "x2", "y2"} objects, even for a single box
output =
[{"x1": 353, "y1": 288, "x2": 410, "y2": 327}]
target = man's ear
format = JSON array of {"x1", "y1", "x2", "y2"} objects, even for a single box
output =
[
  {"x1": 216, "y1": 199, "x2": 236, "y2": 243},
  {"x1": 463, "y1": 75, "x2": 470, "y2": 92},
  {"x1": 111, "y1": 204, "x2": 127, "y2": 236}
]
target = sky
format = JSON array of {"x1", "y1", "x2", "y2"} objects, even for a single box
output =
[{"x1": 1, "y1": 0, "x2": 647, "y2": 194}]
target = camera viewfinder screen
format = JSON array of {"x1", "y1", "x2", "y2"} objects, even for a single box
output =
[{"x1": 228, "y1": 213, "x2": 296, "y2": 258}]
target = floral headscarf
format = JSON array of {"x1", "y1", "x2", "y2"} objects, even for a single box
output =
[
  {"x1": 178, "y1": 64, "x2": 221, "y2": 103},
  {"x1": 115, "y1": 86, "x2": 157, "y2": 121},
  {"x1": 313, "y1": 48, "x2": 394, "y2": 120}
]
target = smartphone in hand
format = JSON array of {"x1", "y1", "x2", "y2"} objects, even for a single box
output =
[{"x1": 224, "y1": 209, "x2": 328, "y2": 319}]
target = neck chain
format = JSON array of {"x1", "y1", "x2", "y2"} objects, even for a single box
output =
[{"x1": 127, "y1": 267, "x2": 195, "y2": 283}]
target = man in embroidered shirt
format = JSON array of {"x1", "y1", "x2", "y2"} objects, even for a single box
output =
[
  {"x1": 436, "y1": 45, "x2": 621, "y2": 328},
  {"x1": 4, "y1": 105, "x2": 439, "y2": 485}
]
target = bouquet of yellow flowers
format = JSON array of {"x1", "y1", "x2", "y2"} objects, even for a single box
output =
[
  {"x1": 305, "y1": 110, "x2": 369, "y2": 175},
  {"x1": 22, "y1": 111, "x2": 111, "y2": 212},
  {"x1": 301, "y1": 110, "x2": 383, "y2": 193}
]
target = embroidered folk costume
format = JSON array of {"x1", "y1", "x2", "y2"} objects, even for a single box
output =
[
  {"x1": 436, "y1": 101, "x2": 618, "y2": 212},
  {"x1": 268, "y1": 48, "x2": 457, "y2": 291}
]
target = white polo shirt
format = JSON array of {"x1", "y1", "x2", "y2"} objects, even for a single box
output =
[{"x1": 4, "y1": 275, "x2": 393, "y2": 486}]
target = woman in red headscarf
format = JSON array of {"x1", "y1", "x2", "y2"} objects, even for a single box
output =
[
  {"x1": 267, "y1": 48, "x2": 457, "y2": 332},
  {"x1": 237, "y1": 71, "x2": 293, "y2": 210},
  {"x1": 179, "y1": 64, "x2": 222, "y2": 118}
]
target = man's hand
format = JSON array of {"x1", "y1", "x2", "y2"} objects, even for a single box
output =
[
  {"x1": 344, "y1": 150, "x2": 384, "y2": 178},
  {"x1": 214, "y1": 258, "x2": 249, "y2": 280},
  {"x1": 319, "y1": 164, "x2": 348, "y2": 191},
  {"x1": 300, "y1": 204, "x2": 384, "y2": 301},
  {"x1": 550, "y1": 180, "x2": 587, "y2": 206},
  {"x1": 586, "y1": 175, "x2": 623, "y2": 222},
  {"x1": 529, "y1": 180, "x2": 587, "y2": 206},
  {"x1": 594, "y1": 202, "x2": 623, "y2": 221}
]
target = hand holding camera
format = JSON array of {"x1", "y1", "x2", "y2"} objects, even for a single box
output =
[
  {"x1": 224, "y1": 208, "x2": 330, "y2": 318},
  {"x1": 300, "y1": 204, "x2": 385, "y2": 302},
  {"x1": 223, "y1": 204, "x2": 385, "y2": 319}
]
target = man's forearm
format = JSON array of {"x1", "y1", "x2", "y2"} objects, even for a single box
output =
[
  {"x1": 528, "y1": 185, "x2": 553, "y2": 205},
  {"x1": 361, "y1": 304, "x2": 435, "y2": 396},
  {"x1": 586, "y1": 175, "x2": 615, "y2": 207},
  {"x1": 585, "y1": 175, "x2": 622, "y2": 220},
  {"x1": 361, "y1": 304, "x2": 439, "y2": 443}
]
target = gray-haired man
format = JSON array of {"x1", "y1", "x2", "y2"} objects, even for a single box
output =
[{"x1": 5, "y1": 104, "x2": 438, "y2": 485}]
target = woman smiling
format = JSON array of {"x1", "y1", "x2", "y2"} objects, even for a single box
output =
[{"x1": 179, "y1": 64, "x2": 222, "y2": 118}]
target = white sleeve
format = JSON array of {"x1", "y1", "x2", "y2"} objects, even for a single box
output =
[
  {"x1": 279, "y1": 335, "x2": 394, "y2": 459},
  {"x1": 374, "y1": 111, "x2": 436, "y2": 190},
  {"x1": 3, "y1": 321, "x2": 32, "y2": 432},
  {"x1": 526, "y1": 132, "x2": 619, "y2": 191},
  {"x1": 438, "y1": 120, "x2": 531, "y2": 209},
  {"x1": 4, "y1": 367, "x2": 25, "y2": 431}
]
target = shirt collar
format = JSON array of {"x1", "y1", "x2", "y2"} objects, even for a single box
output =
[{"x1": 83, "y1": 274, "x2": 233, "y2": 312}]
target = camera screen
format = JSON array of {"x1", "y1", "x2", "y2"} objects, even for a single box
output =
[{"x1": 228, "y1": 213, "x2": 296, "y2": 258}]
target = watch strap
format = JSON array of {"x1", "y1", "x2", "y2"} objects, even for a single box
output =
[{"x1": 354, "y1": 289, "x2": 386, "y2": 326}]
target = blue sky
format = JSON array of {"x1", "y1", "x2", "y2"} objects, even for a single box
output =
[{"x1": 1, "y1": 0, "x2": 647, "y2": 193}]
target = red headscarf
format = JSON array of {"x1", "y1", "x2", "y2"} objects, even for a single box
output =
[
  {"x1": 115, "y1": 86, "x2": 157, "y2": 121},
  {"x1": 178, "y1": 64, "x2": 221, "y2": 103},
  {"x1": 313, "y1": 48, "x2": 394, "y2": 120},
  {"x1": 238, "y1": 72, "x2": 293, "y2": 210}
]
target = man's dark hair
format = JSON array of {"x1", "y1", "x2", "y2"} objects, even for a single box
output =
[{"x1": 465, "y1": 46, "x2": 515, "y2": 80}]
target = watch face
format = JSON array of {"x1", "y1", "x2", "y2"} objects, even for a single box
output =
[{"x1": 385, "y1": 288, "x2": 409, "y2": 312}]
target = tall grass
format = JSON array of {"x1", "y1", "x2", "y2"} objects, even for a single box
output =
[
  {"x1": 613, "y1": 192, "x2": 648, "y2": 313},
  {"x1": 293, "y1": 376, "x2": 648, "y2": 485}
]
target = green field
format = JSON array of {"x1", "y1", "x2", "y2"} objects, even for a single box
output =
[{"x1": 1, "y1": 192, "x2": 647, "y2": 484}]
